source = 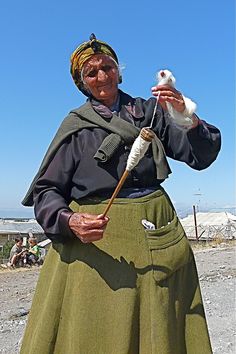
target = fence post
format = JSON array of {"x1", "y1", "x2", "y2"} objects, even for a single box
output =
[{"x1": 193, "y1": 205, "x2": 199, "y2": 241}]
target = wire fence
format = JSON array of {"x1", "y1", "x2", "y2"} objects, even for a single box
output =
[{"x1": 183, "y1": 223, "x2": 236, "y2": 241}]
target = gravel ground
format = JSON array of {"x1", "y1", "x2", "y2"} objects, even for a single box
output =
[{"x1": 0, "y1": 244, "x2": 235, "y2": 354}]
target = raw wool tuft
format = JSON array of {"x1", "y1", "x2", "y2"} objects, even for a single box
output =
[{"x1": 157, "y1": 69, "x2": 197, "y2": 127}]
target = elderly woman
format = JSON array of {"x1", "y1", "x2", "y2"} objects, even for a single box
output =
[{"x1": 21, "y1": 34, "x2": 220, "y2": 354}]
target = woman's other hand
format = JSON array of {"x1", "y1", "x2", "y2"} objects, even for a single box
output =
[
  {"x1": 68, "y1": 213, "x2": 109, "y2": 243},
  {"x1": 151, "y1": 84, "x2": 185, "y2": 113}
]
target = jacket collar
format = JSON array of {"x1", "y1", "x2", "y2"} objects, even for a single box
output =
[{"x1": 89, "y1": 90, "x2": 144, "y2": 120}]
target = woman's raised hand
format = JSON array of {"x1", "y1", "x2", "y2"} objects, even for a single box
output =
[{"x1": 151, "y1": 84, "x2": 185, "y2": 113}]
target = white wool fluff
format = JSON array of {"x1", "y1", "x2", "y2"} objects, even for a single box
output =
[
  {"x1": 126, "y1": 135, "x2": 151, "y2": 171},
  {"x1": 157, "y1": 70, "x2": 197, "y2": 127}
]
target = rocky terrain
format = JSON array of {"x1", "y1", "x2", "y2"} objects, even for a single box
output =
[{"x1": 0, "y1": 243, "x2": 235, "y2": 354}]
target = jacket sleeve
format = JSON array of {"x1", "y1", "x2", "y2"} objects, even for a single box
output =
[
  {"x1": 33, "y1": 135, "x2": 79, "y2": 243},
  {"x1": 150, "y1": 100, "x2": 221, "y2": 170}
]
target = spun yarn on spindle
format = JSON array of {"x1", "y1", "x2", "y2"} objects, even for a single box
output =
[{"x1": 126, "y1": 135, "x2": 151, "y2": 171}]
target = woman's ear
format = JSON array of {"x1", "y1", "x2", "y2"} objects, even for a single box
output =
[{"x1": 117, "y1": 66, "x2": 122, "y2": 84}]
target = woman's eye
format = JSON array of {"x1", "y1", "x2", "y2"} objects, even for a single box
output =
[
  {"x1": 85, "y1": 65, "x2": 114, "y2": 78},
  {"x1": 87, "y1": 70, "x2": 97, "y2": 77},
  {"x1": 102, "y1": 65, "x2": 112, "y2": 72}
]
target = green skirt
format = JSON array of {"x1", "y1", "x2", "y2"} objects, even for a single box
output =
[{"x1": 20, "y1": 189, "x2": 212, "y2": 354}]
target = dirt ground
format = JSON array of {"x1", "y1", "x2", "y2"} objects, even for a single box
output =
[{"x1": 0, "y1": 243, "x2": 235, "y2": 354}]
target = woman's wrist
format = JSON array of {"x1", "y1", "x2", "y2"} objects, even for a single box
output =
[
  {"x1": 189, "y1": 114, "x2": 200, "y2": 129},
  {"x1": 58, "y1": 210, "x2": 76, "y2": 239}
]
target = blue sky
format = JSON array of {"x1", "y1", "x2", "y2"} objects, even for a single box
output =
[{"x1": 0, "y1": 0, "x2": 235, "y2": 217}]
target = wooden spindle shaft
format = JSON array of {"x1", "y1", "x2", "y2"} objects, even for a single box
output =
[
  {"x1": 101, "y1": 170, "x2": 129, "y2": 218},
  {"x1": 101, "y1": 128, "x2": 155, "y2": 218}
]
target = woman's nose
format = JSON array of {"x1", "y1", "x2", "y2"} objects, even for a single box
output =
[{"x1": 97, "y1": 70, "x2": 107, "y2": 81}]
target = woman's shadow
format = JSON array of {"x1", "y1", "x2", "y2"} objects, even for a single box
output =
[
  {"x1": 53, "y1": 240, "x2": 204, "y2": 322},
  {"x1": 54, "y1": 241, "x2": 169, "y2": 291}
]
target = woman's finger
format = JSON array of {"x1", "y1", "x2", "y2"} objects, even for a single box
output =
[
  {"x1": 69, "y1": 213, "x2": 108, "y2": 229},
  {"x1": 152, "y1": 85, "x2": 181, "y2": 99},
  {"x1": 97, "y1": 214, "x2": 110, "y2": 221},
  {"x1": 152, "y1": 84, "x2": 179, "y2": 92},
  {"x1": 81, "y1": 219, "x2": 109, "y2": 231},
  {"x1": 79, "y1": 233, "x2": 104, "y2": 243},
  {"x1": 74, "y1": 226, "x2": 106, "y2": 237},
  {"x1": 158, "y1": 100, "x2": 167, "y2": 111},
  {"x1": 153, "y1": 89, "x2": 181, "y2": 100},
  {"x1": 159, "y1": 95, "x2": 185, "y2": 112}
]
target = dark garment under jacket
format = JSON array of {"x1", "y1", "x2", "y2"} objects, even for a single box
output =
[{"x1": 32, "y1": 90, "x2": 221, "y2": 243}]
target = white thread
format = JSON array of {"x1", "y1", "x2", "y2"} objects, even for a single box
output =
[
  {"x1": 126, "y1": 135, "x2": 151, "y2": 171},
  {"x1": 149, "y1": 91, "x2": 160, "y2": 129}
]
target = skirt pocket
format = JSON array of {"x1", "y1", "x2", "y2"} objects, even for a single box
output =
[{"x1": 146, "y1": 214, "x2": 190, "y2": 283}]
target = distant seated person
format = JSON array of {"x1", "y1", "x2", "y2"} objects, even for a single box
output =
[
  {"x1": 26, "y1": 237, "x2": 40, "y2": 265},
  {"x1": 8, "y1": 237, "x2": 25, "y2": 267}
]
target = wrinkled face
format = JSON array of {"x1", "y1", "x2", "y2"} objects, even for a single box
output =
[{"x1": 82, "y1": 54, "x2": 119, "y2": 105}]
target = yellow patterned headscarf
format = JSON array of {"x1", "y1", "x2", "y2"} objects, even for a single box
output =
[{"x1": 70, "y1": 34, "x2": 121, "y2": 95}]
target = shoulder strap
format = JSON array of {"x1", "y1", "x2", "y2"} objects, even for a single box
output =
[
  {"x1": 22, "y1": 102, "x2": 139, "y2": 206},
  {"x1": 71, "y1": 102, "x2": 140, "y2": 143},
  {"x1": 22, "y1": 101, "x2": 171, "y2": 206}
]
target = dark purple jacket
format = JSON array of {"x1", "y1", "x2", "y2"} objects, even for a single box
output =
[{"x1": 31, "y1": 91, "x2": 221, "y2": 243}]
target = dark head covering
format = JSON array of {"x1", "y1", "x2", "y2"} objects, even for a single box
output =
[{"x1": 70, "y1": 34, "x2": 121, "y2": 96}]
